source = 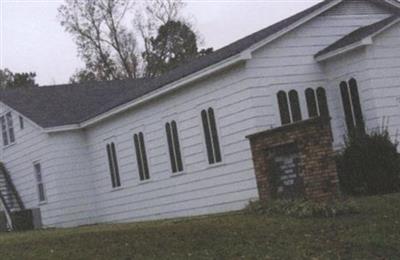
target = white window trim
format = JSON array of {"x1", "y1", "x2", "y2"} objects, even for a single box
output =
[
  {"x1": 131, "y1": 126, "x2": 152, "y2": 183},
  {"x1": 104, "y1": 137, "x2": 123, "y2": 191},
  {"x1": 33, "y1": 161, "x2": 47, "y2": 205},
  {"x1": 162, "y1": 113, "x2": 186, "y2": 176},
  {"x1": 198, "y1": 103, "x2": 225, "y2": 169},
  {"x1": 1, "y1": 111, "x2": 16, "y2": 149}
]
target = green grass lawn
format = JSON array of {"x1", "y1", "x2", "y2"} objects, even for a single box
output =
[{"x1": 1, "y1": 194, "x2": 400, "y2": 260}]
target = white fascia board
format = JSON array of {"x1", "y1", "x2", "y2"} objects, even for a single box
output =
[
  {"x1": 43, "y1": 124, "x2": 80, "y2": 133},
  {"x1": 385, "y1": 0, "x2": 400, "y2": 9},
  {"x1": 316, "y1": 18, "x2": 400, "y2": 62},
  {"x1": 44, "y1": 52, "x2": 250, "y2": 133},
  {"x1": 315, "y1": 39, "x2": 372, "y2": 62},
  {"x1": 44, "y1": 0, "x2": 344, "y2": 133},
  {"x1": 0, "y1": 102, "x2": 44, "y2": 132}
]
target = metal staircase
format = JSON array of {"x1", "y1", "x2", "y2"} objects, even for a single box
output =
[{"x1": 0, "y1": 163, "x2": 24, "y2": 230}]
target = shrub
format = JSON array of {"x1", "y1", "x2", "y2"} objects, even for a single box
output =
[
  {"x1": 337, "y1": 128, "x2": 400, "y2": 196},
  {"x1": 246, "y1": 199, "x2": 359, "y2": 218}
]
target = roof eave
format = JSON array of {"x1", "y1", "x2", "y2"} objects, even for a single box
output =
[
  {"x1": 43, "y1": 52, "x2": 251, "y2": 133},
  {"x1": 41, "y1": 0, "x2": 400, "y2": 133},
  {"x1": 315, "y1": 37, "x2": 373, "y2": 62},
  {"x1": 315, "y1": 17, "x2": 400, "y2": 62}
]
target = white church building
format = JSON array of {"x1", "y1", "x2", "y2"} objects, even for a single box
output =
[{"x1": 1, "y1": 0, "x2": 400, "y2": 229}]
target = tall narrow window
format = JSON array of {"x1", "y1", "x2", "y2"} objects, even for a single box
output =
[
  {"x1": 316, "y1": 87, "x2": 330, "y2": 117},
  {"x1": 1, "y1": 116, "x2": 8, "y2": 146},
  {"x1": 288, "y1": 90, "x2": 302, "y2": 122},
  {"x1": 34, "y1": 162, "x2": 46, "y2": 203},
  {"x1": 0, "y1": 112, "x2": 15, "y2": 146},
  {"x1": 201, "y1": 108, "x2": 222, "y2": 165},
  {"x1": 134, "y1": 132, "x2": 150, "y2": 181},
  {"x1": 19, "y1": 116, "x2": 24, "y2": 130},
  {"x1": 348, "y1": 78, "x2": 365, "y2": 132},
  {"x1": 277, "y1": 91, "x2": 291, "y2": 125},
  {"x1": 106, "y1": 142, "x2": 121, "y2": 188},
  {"x1": 340, "y1": 81, "x2": 354, "y2": 133},
  {"x1": 305, "y1": 87, "x2": 330, "y2": 118},
  {"x1": 166, "y1": 121, "x2": 183, "y2": 173},
  {"x1": 340, "y1": 79, "x2": 364, "y2": 133},
  {"x1": 305, "y1": 88, "x2": 318, "y2": 118}
]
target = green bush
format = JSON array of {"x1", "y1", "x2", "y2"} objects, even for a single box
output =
[
  {"x1": 337, "y1": 128, "x2": 400, "y2": 195},
  {"x1": 246, "y1": 199, "x2": 359, "y2": 218}
]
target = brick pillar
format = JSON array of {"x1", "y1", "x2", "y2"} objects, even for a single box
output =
[{"x1": 247, "y1": 117, "x2": 338, "y2": 201}]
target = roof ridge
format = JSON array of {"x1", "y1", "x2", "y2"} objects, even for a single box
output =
[{"x1": 3, "y1": 0, "x2": 400, "y2": 129}]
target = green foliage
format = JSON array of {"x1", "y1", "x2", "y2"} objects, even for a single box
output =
[
  {"x1": 246, "y1": 198, "x2": 359, "y2": 218},
  {"x1": 69, "y1": 69, "x2": 97, "y2": 84},
  {"x1": 143, "y1": 20, "x2": 213, "y2": 77},
  {"x1": 337, "y1": 128, "x2": 400, "y2": 195},
  {"x1": 59, "y1": 0, "x2": 210, "y2": 82},
  {"x1": 0, "y1": 68, "x2": 37, "y2": 89}
]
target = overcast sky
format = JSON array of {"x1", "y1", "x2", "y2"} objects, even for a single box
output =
[{"x1": 0, "y1": 0, "x2": 322, "y2": 85}]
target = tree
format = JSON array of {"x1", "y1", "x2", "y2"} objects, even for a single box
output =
[
  {"x1": 0, "y1": 68, "x2": 38, "y2": 89},
  {"x1": 69, "y1": 69, "x2": 97, "y2": 84},
  {"x1": 58, "y1": 0, "x2": 139, "y2": 81},
  {"x1": 59, "y1": 0, "x2": 195, "y2": 83},
  {"x1": 143, "y1": 21, "x2": 213, "y2": 77},
  {"x1": 134, "y1": 0, "x2": 186, "y2": 66},
  {"x1": 59, "y1": 0, "x2": 212, "y2": 83}
]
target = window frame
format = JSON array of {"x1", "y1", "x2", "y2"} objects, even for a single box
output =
[
  {"x1": 276, "y1": 89, "x2": 303, "y2": 125},
  {"x1": 1, "y1": 111, "x2": 16, "y2": 147},
  {"x1": 133, "y1": 131, "x2": 151, "y2": 182},
  {"x1": 19, "y1": 115, "x2": 24, "y2": 130},
  {"x1": 288, "y1": 90, "x2": 302, "y2": 122},
  {"x1": 105, "y1": 140, "x2": 122, "y2": 189},
  {"x1": 339, "y1": 78, "x2": 365, "y2": 134},
  {"x1": 316, "y1": 87, "x2": 330, "y2": 118},
  {"x1": 165, "y1": 120, "x2": 184, "y2": 174},
  {"x1": 33, "y1": 161, "x2": 47, "y2": 204},
  {"x1": 277, "y1": 91, "x2": 291, "y2": 125},
  {"x1": 305, "y1": 88, "x2": 318, "y2": 118},
  {"x1": 305, "y1": 87, "x2": 330, "y2": 119},
  {"x1": 200, "y1": 107, "x2": 223, "y2": 166}
]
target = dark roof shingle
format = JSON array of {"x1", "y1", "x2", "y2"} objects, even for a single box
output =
[
  {"x1": 1, "y1": 0, "x2": 399, "y2": 128},
  {"x1": 315, "y1": 15, "x2": 399, "y2": 58}
]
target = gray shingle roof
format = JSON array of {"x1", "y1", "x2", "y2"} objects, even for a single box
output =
[
  {"x1": 1, "y1": 0, "x2": 399, "y2": 128},
  {"x1": 315, "y1": 15, "x2": 399, "y2": 59}
]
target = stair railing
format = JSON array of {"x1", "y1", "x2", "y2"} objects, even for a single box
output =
[
  {"x1": 0, "y1": 163, "x2": 24, "y2": 210},
  {"x1": 0, "y1": 190, "x2": 14, "y2": 230}
]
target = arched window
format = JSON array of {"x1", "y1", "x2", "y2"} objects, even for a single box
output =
[
  {"x1": 277, "y1": 91, "x2": 291, "y2": 125},
  {"x1": 305, "y1": 88, "x2": 318, "y2": 118},
  {"x1": 340, "y1": 81, "x2": 354, "y2": 133},
  {"x1": 166, "y1": 121, "x2": 183, "y2": 173},
  {"x1": 288, "y1": 90, "x2": 302, "y2": 122},
  {"x1": 201, "y1": 108, "x2": 222, "y2": 165},
  {"x1": 348, "y1": 78, "x2": 365, "y2": 132},
  {"x1": 339, "y1": 79, "x2": 365, "y2": 134},
  {"x1": 316, "y1": 87, "x2": 329, "y2": 117},
  {"x1": 134, "y1": 132, "x2": 150, "y2": 181},
  {"x1": 106, "y1": 142, "x2": 121, "y2": 188}
]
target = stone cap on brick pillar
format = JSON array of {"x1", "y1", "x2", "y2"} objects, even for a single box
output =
[{"x1": 246, "y1": 116, "x2": 332, "y2": 141}]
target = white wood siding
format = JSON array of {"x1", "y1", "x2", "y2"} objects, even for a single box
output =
[
  {"x1": 1, "y1": 1, "x2": 398, "y2": 228},
  {"x1": 245, "y1": 0, "x2": 390, "y2": 148},
  {"x1": 0, "y1": 104, "x2": 56, "y2": 226},
  {"x1": 84, "y1": 65, "x2": 259, "y2": 224},
  {"x1": 367, "y1": 23, "x2": 400, "y2": 139},
  {"x1": 321, "y1": 23, "x2": 400, "y2": 147}
]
